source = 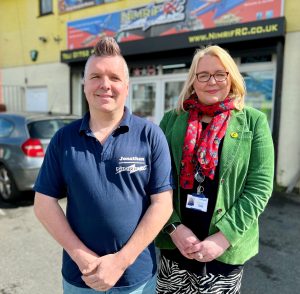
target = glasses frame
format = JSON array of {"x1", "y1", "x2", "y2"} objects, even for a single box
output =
[{"x1": 195, "y1": 72, "x2": 229, "y2": 83}]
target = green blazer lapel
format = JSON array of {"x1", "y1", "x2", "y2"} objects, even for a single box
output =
[
  {"x1": 171, "y1": 112, "x2": 188, "y2": 175},
  {"x1": 219, "y1": 109, "x2": 246, "y2": 180}
]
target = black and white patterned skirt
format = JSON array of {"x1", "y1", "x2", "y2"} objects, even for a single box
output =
[{"x1": 156, "y1": 255, "x2": 243, "y2": 294}]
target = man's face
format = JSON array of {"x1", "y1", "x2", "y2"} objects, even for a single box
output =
[{"x1": 83, "y1": 55, "x2": 129, "y2": 115}]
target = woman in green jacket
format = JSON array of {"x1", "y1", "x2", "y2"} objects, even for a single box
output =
[{"x1": 156, "y1": 45, "x2": 274, "y2": 293}]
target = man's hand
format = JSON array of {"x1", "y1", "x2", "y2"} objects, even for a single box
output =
[
  {"x1": 71, "y1": 249, "x2": 99, "y2": 274},
  {"x1": 81, "y1": 252, "x2": 128, "y2": 291}
]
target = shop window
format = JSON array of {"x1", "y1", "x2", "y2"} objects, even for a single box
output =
[
  {"x1": 241, "y1": 55, "x2": 272, "y2": 64},
  {"x1": 164, "y1": 80, "x2": 185, "y2": 112},
  {"x1": 40, "y1": 0, "x2": 53, "y2": 16},
  {"x1": 242, "y1": 70, "x2": 274, "y2": 126},
  {"x1": 162, "y1": 63, "x2": 189, "y2": 74},
  {"x1": 240, "y1": 68, "x2": 275, "y2": 130},
  {"x1": 130, "y1": 66, "x2": 158, "y2": 77},
  {"x1": 131, "y1": 83, "x2": 156, "y2": 122},
  {"x1": 129, "y1": 73, "x2": 187, "y2": 124}
]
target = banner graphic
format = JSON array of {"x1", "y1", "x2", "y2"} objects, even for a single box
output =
[{"x1": 67, "y1": 0, "x2": 284, "y2": 49}]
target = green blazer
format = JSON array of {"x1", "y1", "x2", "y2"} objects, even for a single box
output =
[{"x1": 155, "y1": 106, "x2": 274, "y2": 265}]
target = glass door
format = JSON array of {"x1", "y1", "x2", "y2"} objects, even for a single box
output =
[
  {"x1": 159, "y1": 74, "x2": 187, "y2": 122},
  {"x1": 129, "y1": 73, "x2": 187, "y2": 124},
  {"x1": 128, "y1": 77, "x2": 158, "y2": 123},
  {"x1": 163, "y1": 78, "x2": 186, "y2": 110}
]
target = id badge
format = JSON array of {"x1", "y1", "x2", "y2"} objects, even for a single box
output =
[{"x1": 186, "y1": 193, "x2": 208, "y2": 212}]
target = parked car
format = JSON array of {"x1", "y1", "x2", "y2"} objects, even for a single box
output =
[{"x1": 0, "y1": 112, "x2": 79, "y2": 201}]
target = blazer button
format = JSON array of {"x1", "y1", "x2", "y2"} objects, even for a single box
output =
[
  {"x1": 220, "y1": 179, "x2": 225, "y2": 184},
  {"x1": 230, "y1": 132, "x2": 239, "y2": 138},
  {"x1": 217, "y1": 208, "x2": 223, "y2": 214}
]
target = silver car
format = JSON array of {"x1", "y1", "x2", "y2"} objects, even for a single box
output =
[{"x1": 0, "y1": 112, "x2": 79, "y2": 201}]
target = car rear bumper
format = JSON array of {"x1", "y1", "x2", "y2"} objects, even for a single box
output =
[
  {"x1": 12, "y1": 167, "x2": 41, "y2": 191},
  {"x1": 3, "y1": 157, "x2": 44, "y2": 192}
]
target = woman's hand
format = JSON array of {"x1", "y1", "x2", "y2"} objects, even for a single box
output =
[
  {"x1": 186, "y1": 231, "x2": 231, "y2": 262},
  {"x1": 170, "y1": 224, "x2": 201, "y2": 259}
]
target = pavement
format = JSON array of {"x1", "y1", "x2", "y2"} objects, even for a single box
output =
[
  {"x1": 1, "y1": 190, "x2": 299, "y2": 293},
  {"x1": 241, "y1": 191, "x2": 300, "y2": 293}
]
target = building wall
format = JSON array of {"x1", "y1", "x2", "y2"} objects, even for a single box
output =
[
  {"x1": 2, "y1": 63, "x2": 70, "y2": 113},
  {"x1": 0, "y1": 0, "x2": 152, "y2": 67},
  {"x1": 285, "y1": 0, "x2": 300, "y2": 32},
  {"x1": 277, "y1": 0, "x2": 300, "y2": 189},
  {"x1": 277, "y1": 31, "x2": 300, "y2": 189},
  {"x1": 0, "y1": 0, "x2": 151, "y2": 113}
]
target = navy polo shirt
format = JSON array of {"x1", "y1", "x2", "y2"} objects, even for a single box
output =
[{"x1": 34, "y1": 107, "x2": 173, "y2": 289}]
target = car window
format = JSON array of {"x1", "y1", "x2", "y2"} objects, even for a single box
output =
[
  {"x1": 0, "y1": 118, "x2": 14, "y2": 138},
  {"x1": 28, "y1": 119, "x2": 75, "y2": 139}
]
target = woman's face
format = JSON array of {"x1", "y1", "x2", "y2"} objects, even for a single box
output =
[{"x1": 193, "y1": 55, "x2": 231, "y2": 105}]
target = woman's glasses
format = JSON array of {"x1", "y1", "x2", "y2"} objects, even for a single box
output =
[{"x1": 195, "y1": 72, "x2": 229, "y2": 83}]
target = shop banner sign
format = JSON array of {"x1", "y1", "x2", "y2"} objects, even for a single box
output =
[
  {"x1": 67, "y1": 0, "x2": 284, "y2": 50},
  {"x1": 59, "y1": 0, "x2": 118, "y2": 13}
]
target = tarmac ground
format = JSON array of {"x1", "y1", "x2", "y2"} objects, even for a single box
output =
[
  {"x1": 241, "y1": 191, "x2": 300, "y2": 293},
  {"x1": 1, "y1": 190, "x2": 299, "y2": 293}
]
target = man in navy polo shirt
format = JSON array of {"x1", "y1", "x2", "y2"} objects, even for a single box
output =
[{"x1": 34, "y1": 37, "x2": 173, "y2": 293}]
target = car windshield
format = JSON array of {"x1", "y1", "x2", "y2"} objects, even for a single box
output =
[{"x1": 28, "y1": 119, "x2": 75, "y2": 139}]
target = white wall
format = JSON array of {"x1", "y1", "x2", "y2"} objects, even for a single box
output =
[
  {"x1": 1, "y1": 62, "x2": 70, "y2": 114},
  {"x1": 277, "y1": 31, "x2": 300, "y2": 189}
]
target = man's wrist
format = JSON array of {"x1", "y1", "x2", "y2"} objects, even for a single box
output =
[{"x1": 116, "y1": 250, "x2": 133, "y2": 270}]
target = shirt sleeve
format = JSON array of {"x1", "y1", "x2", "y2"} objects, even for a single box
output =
[
  {"x1": 34, "y1": 131, "x2": 66, "y2": 198},
  {"x1": 146, "y1": 125, "x2": 174, "y2": 195}
]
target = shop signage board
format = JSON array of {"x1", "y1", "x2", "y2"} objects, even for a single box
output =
[
  {"x1": 58, "y1": 0, "x2": 118, "y2": 13},
  {"x1": 66, "y1": 0, "x2": 284, "y2": 49},
  {"x1": 62, "y1": 16, "x2": 285, "y2": 62}
]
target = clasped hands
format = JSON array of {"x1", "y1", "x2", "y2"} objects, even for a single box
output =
[
  {"x1": 77, "y1": 252, "x2": 127, "y2": 292},
  {"x1": 170, "y1": 224, "x2": 230, "y2": 262}
]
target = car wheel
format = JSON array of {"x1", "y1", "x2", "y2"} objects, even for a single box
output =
[{"x1": 0, "y1": 164, "x2": 19, "y2": 201}]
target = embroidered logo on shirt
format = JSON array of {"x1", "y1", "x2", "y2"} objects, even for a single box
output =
[{"x1": 116, "y1": 157, "x2": 148, "y2": 174}]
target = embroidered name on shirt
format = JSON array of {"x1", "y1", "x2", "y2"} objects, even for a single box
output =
[
  {"x1": 119, "y1": 156, "x2": 145, "y2": 162},
  {"x1": 116, "y1": 157, "x2": 147, "y2": 174}
]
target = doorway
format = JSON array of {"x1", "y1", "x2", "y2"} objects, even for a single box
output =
[{"x1": 128, "y1": 73, "x2": 187, "y2": 124}]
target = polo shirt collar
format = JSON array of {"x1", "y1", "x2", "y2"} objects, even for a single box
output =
[
  {"x1": 119, "y1": 106, "x2": 130, "y2": 128},
  {"x1": 79, "y1": 107, "x2": 130, "y2": 134},
  {"x1": 79, "y1": 112, "x2": 90, "y2": 133}
]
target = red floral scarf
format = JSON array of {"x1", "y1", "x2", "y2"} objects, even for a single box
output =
[{"x1": 180, "y1": 94, "x2": 235, "y2": 189}]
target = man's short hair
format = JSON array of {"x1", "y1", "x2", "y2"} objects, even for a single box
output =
[
  {"x1": 83, "y1": 36, "x2": 129, "y2": 82},
  {"x1": 93, "y1": 36, "x2": 122, "y2": 57}
]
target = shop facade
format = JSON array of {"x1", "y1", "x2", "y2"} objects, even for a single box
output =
[
  {"x1": 61, "y1": 1, "x2": 285, "y2": 179},
  {"x1": 2, "y1": 0, "x2": 297, "y2": 190}
]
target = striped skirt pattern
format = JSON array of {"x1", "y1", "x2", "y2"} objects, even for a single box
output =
[{"x1": 156, "y1": 255, "x2": 243, "y2": 294}]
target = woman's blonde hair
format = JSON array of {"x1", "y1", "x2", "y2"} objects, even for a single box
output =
[{"x1": 177, "y1": 45, "x2": 246, "y2": 112}]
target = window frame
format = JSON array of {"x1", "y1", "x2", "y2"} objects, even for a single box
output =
[{"x1": 39, "y1": 0, "x2": 53, "y2": 16}]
